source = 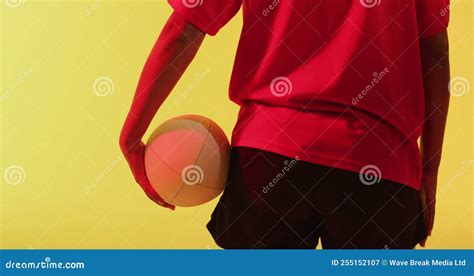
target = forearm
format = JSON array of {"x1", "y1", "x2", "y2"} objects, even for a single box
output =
[
  {"x1": 120, "y1": 12, "x2": 205, "y2": 153},
  {"x1": 419, "y1": 31, "x2": 451, "y2": 174}
]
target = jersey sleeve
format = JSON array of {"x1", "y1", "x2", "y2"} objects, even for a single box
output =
[
  {"x1": 168, "y1": 0, "x2": 242, "y2": 36},
  {"x1": 416, "y1": 0, "x2": 450, "y2": 38}
]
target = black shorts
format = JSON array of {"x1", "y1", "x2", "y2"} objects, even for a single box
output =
[{"x1": 206, "y1": 147, "x2": 427, "y2": 249}]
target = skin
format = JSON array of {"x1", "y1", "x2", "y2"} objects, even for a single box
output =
[
  {"x1": 418, "y1": 30, "x2": 451, "y2": 247},
  {"x1": 119, "y1": 12, "x2": 205, "y2": 210},
  {"x1": 120, "y1": 14, "x2": 451, "y2": 247}
]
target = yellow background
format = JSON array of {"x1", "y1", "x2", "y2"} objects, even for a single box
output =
[{"x1": 1, "y1": 0, "x2": 472, "y2": 249}]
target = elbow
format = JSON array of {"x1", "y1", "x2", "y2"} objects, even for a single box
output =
[
  {"x1": 430, "y1": 40, "x2": 449, "y2": 62},
  {"x1": 119, "y1": 129, "x2": 134, "y2": 153},
  {"x1": 421, "y1": 31, "x2": 450, "y2": 64},
  {"x1": 119, "y1": 135, "x2": 129, "y2": 153}
]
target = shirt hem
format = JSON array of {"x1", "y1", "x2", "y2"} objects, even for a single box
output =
[{"x1": 232, "y1": 137, "x2": 420, "y2": 191}]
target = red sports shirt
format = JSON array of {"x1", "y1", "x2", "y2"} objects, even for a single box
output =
[{"x1": 168, "y1": 0, "x2": 450, "y2": 190}]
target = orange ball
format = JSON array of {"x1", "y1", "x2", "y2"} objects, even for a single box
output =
[{"x1": 144, "y1": 115, "x2": 231, "y2": 207}]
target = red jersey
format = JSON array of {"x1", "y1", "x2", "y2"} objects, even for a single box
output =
[{"x1": 168, "y1": 0, "x2": 450, "y2": 189}]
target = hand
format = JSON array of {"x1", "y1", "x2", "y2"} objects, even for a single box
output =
[
  {"x1": 121, "y1": 141, "x2": 175, "y2": 210},
  {"x1": 419, "y1": 169, "x2": 437, "y2": 247}
]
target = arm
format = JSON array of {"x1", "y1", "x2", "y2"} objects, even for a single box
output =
[
  {"x1": 418, "y1": 30, "x2": 450, "y2": 246},
  {"x1": 119, "y1": 12, "x2": 205, "y2": 209}
]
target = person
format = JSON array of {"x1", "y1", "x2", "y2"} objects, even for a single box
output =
[{"x1": 119, "y1": 0, "x2": 451, "y2": 249}]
